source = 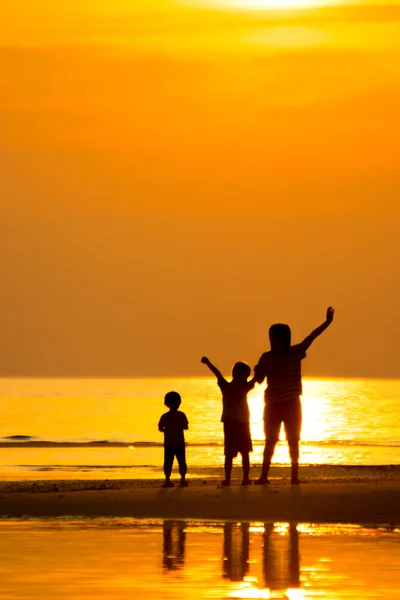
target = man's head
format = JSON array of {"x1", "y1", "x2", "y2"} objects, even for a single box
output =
[{"x1": 269, "y1": 323, "x2": 291, "y2": 351}]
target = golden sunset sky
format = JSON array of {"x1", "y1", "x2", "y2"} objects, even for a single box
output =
[{"x1": 1, "y1": 0, "x2": 399, "y2": 376}]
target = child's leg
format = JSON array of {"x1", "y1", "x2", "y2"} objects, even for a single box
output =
[
  {"x1": 222, "y1": 423, "x2": 234, "y2": 485},
  {"x1": 223, "y1": 455, "x2": 233, "y2": 485},
  {"x1": 163, "y1": 446, "x2": 174, "y2": 487},
  {"x1": 241, "y1": 452, "x2": 251, "y2": 485},
  {"x1": 177, "y1": 446, "x2": 188, "y2": 487}
]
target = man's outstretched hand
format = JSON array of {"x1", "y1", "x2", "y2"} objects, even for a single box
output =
[{"x1": 326, "y1": 307, "x2": 335, "y2": 324}]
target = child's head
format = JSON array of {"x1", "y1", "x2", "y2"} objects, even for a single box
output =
[
  {"x1": 269, "y1": 323, "x2": 291, "y2": 351},
  {"x1": 164, "y1": 391, "x2": 181, "y2": 411},
  {"x1": 232, "y1": 361, "x2": 251, "y2": 381}
]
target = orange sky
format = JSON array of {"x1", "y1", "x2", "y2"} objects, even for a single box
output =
[{"x1": 1, "y1": 1, "x2": 399, "y2": 376}]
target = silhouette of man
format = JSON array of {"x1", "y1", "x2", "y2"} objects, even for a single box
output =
[{"x1": 255, "y1": 307, "x2": 335, "y2": 484}]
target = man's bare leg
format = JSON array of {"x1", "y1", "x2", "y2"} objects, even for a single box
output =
[
  {"x1": 255, "y1": 442, "x2": 277, "y2": 485},
  {"x1": 289, "y1": 441, "x2": 300, "y2": 484}
]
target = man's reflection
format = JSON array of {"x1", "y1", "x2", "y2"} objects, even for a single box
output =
[
  {"x1": 223, "y1": 522, "x2": 250, "y2": 582},
  {"x1": 263, "y1": 523, "x2": 300, "y2": 591},
  {"x1": 162, "y1": 520, "x2": 186, "y2": 571}
]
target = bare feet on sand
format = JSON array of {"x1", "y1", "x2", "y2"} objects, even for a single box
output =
[{"x1": 255, "y1": 477, "x2": 270, "y2": 486}]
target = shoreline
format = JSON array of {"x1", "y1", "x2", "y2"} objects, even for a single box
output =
[
  {"x1": 0, "y1": 464, "x2": 398, "y2": 488},
  {"x1": 0, "y1": 466, "x2": 399, "y2": 524},
  {"x1": 0, "y1": 482, "x2": 399, "y2": 524}
]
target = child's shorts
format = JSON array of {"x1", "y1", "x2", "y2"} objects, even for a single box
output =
[
  {"x1": 223, "y1": 421, "x2": 253, "y2": 458},
  {"x1": 264, "y1": 399, "x2": 302, "y2": 443}
]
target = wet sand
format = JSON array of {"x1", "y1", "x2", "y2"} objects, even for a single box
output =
[{"x1": 0, "y1": 465, "x2": 399, "y2": 524}]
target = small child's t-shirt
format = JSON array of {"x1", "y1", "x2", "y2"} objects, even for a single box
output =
[
  {"x1": 158, "y1": 410, "x2": 189, "y2": 446},
  {"x1": 255, "y1": 344, "x2": 307, "y2": 404},
  {"x1": 218, "y1": 379, "x2": 254, "y2": 423}
]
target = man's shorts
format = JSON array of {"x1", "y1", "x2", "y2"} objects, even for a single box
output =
[
  {"x1": 223, "y1": 421, "x2": 253, "y2": 458},
  {"x1": 264, "y1": 399, "x2": 302, "y2": 443}
]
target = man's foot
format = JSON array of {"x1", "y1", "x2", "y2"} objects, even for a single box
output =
[
  {"x1": 162, "y1": 481, "x2": 174, "y2": 488},
  {"x1": 221, "y1": 480, "x2": 231, "y2": 487},
  {"x1": 255, "y1": 476, "x2": 269, "y2": 486},
  {"x1": 291, "y1": 477, "x2": 301, "y2": 485},
  {"x1": 179, "y1": 480, "x2": 189, "y2": 488},
  {"x1": 241, "y1": 479, "x2": 252, "y2": 486}
]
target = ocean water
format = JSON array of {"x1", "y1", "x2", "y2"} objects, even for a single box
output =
[
  {"x1": 0, "y1": 519, "x2": 399, "y2": 599},
  {"x1": 0, "y1": 377, "x2": 399, "y2": 480}
]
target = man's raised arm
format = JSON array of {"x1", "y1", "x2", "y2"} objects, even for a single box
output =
[{"x1": 300, "y1": 307, "x2": 335, "y2": 352}]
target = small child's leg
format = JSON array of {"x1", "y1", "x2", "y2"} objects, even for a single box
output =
[
  {"x1": 177, "y1": 446, "x2": 189, "y2": 487},
  {"x1": 223, "y1": 456, "x2": 233, "y2": 486},
  {"x1": 162, "y1": 446, "x2": 174, "y2": 488},
  {"x1": 241, "y1": 452, "x2": 251, "y2": 485}
]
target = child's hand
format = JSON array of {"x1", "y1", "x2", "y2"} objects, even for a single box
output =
[
  {"x1": 201, "y1": 356, "x2": 209, "y2": 364},
  {"x1": 326, "y1": 306, "x2": 335, "y2": 324}
]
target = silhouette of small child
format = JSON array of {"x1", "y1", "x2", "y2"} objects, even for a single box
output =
[
  {"x1": 158, "y1": 391, "x2": 189, "y2": 488},
  {"x1": 254, "y1": 307, "x2": 335, "y2": 485},
  {"x1": 201, "y1": 357, "x2": 256, "y2": 486}
]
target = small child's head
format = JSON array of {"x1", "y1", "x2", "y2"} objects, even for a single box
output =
[
  {"x1": 164, "y1": 391, "x2": 181, "y2": 411},
  {"x1": 269, "y1": 323, "x2": 291, "y2": 351},
  {"x1": 232, "y1": 361, "x2": 252, "y2": 381}
]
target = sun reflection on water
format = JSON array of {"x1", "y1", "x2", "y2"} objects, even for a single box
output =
[{"x1": 188, "y1": 0, "x2": 342, "y2": 10}]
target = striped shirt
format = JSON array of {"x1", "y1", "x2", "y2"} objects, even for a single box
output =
[{"x1": 255, "y1": 344, "x2": 307, "y2": 404}]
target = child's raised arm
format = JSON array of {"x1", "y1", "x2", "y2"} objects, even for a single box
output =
[
  {"x1": 201, "y1": 356, "x2": 226, "y2": 383},
  {"x1": 300, "y1": 307, "x2": 335, "y2": 352}
]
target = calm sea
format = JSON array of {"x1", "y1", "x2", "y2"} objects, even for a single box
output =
[{"x1": 0, "y1": 377, "x2": 399, "y2": 480}]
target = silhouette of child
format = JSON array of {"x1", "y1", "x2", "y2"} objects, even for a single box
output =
[
  {"x1": 158, "y1": 391, "x2": 189, "y2": 488},
  {"x1": 254, "y1": 307, "x2": 335, "y2": 485},
  {"x1": 201, "y1": 357, "x2": 256, "y2": 486}
]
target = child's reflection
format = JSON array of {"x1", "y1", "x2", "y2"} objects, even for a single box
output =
[
  {"x1": 222, "y1": 522, "x2": 250, "y2": 582},
  {"x1": 263, "y1": 523, "x2": 300, "y2": 591},
  {"x1": 162, "y1": 521, "x2": 186, "y2": 571}
]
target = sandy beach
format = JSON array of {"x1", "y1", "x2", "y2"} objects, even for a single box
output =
[{"x1": 1, "y1": 465, "x2": 399, "y2": 524}]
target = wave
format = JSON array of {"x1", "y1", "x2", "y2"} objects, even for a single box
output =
[{"x1": 0, "y1": 437, "x2": 399, "y2": 448}]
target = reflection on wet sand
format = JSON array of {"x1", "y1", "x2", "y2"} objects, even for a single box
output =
[
  {"x1": 162, "y1": 521, "x2": 186, "y2": 571},
  {"x1": 223, "y1": 522, "x2": 250, "y2": 581},
  {"x1": 0, "y1": 520, "x2": 399, "y2": 599},
  {"x1": 263, "y1": 523, "x2": 300, "y2": 592},
  {"x1": 221, "y1": 521, "x2": 301, "y2": 595}
]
